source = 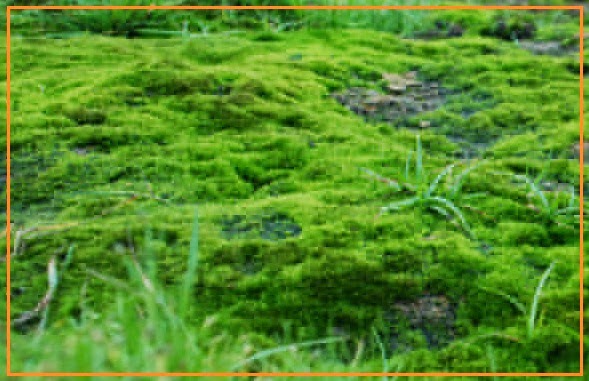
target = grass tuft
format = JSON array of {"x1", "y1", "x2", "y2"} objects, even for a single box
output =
[
  {"x1": 493, "y1": 170, "x2": 581, "y2": 228},
  {"x1": 363, "y1": 135, "x2": 483, "y2": 239}
]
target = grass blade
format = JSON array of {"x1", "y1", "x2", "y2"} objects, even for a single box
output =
[
  {"x1": 568, "y1": 185, "x2": 577, "y2": 209},
  {"x1": 179, "y1": 207, "x2": 200, "y2": 316},
  {"x1": 528, "y1": 261, "x2": 556, "y2": 338},
  {"x1": 360, "y1": 167, "x2": 401, "y2": 191},
  {"x1": 13, "y1": 245, "x2": 76, "y2": 330},
  {"x1": 451, "y1": 160, "x2": 483, "y2": 197},
  {"x1": 372, "y1": 327, "x2": 389, "y2": 379},
  {"x1": 415, "y1": 135, "x2": 423, "y2": 183},
  {"x1": 429, "y1": 204, "x2": 452, "y2": 220},
  {"x1": 405, "y1": 150, "x2": 413, "y2": 182},
  {"x1": 462, "y1": 192, "x2": 487, "y2": 200},
  {"x1": 477, "y1": 285, "x2": 526, "y2": 315},
  {"x1": 62, "y1": 244, "x2": 76, "y2": 270},
  {"x1": 426, "y1": 163, "x2": 456, "y2": 198},
  {"x1": 230, "y1": 336, "x2": 347, "y2": 371},
  {"x1": 381, "y1": 197, "x2": 419, "y2": 214},
  {"x1": 429, "y1": 196, "x2": 474, "y2": 238},
  {"x1": 486, "y1": 344, "x2": 498, "y2": 379},
  {"x1": 556, "y1": 206, "x2": 580, "y2": 215},
  {"x1": 514, "y1": 174, "x2": 550, "y2": 210}
]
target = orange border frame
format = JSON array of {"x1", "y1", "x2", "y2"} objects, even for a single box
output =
[{"x1": 4, "y1": 4, "x2": 584, "y2": 377}]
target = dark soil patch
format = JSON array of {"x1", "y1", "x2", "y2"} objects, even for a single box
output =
[
  {"x1": 332, "y1": 72, "x2": 501, "y2": 159},
  {"x1": 449, "y1": 139, "x2": 492, "y2": 160},
  {"x1": 570, "y1": 141, "x2": 588, "y2": 163},
  {"x1": 412, "y1": 21, "x2": 464, "y2": 40},
  {"x1": 386, "y1": 294, "x2": 457, "y2": 352},
  {"x1": 539, "y1": 180, "x2": 576, "y2": 194},
  {"x1": 332, "y1": 71, "x2": 448, "y2": 124},
  {"x1": 481, "y1": 15, "x2": 536, "y2": 41},
  {"x1": 440, "y1": 93, "x2": 500, "y2": 159},
  {"x1": 220, "y1": 211, "x2": 302, "y2": 241},
  {"x1": 72, "y1": 146, "x2": 95, "y2": 156}
]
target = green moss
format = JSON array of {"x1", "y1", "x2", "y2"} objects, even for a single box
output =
[
  {"x1": 7, "y1": 20, "x2": 583, "y2": 371},
  {"x1": 379, "y1": 239, "x2": 426, "y2": 273},
  {"x1": 495, "y1": 222, "x2": 549, "y2": 247},
  {"x1": 60, "y1": 105, "x2": 108, "y2": 125},
  {"x1": 481, "y1": 13, "x2": 537, "y2": 41}
]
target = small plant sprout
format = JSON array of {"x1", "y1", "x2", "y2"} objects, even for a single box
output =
[
  {"x1": 361, "y1": 135, "x2": 484, "y2": 239},
  {"x1": 494, "y1": 170, "x2": 582, "y2": 228}
]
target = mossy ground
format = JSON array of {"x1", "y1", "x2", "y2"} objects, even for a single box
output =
[{"x1": 2, "y1": 4, "x2": 588, "y2": 375}]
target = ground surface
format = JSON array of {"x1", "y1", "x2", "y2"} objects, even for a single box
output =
[{"x1": 1, "y1": 3, "x2": 588, "y2": 376}]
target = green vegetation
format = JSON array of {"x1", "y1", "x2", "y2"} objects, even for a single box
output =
[
  {"x1": 1, "y1": 0, "x2": 587, "y2": 377},
  {"x1": 527, "y1": 260, "x2": 556, "y2": 339},
  {"x1": 5, "y1": 0, "x2": 587, "y2": 40},
  {"x1": 362, "y1": 135, "x2": 482, "y2": 238},
  {"x1": 513, "y1": 172, "x2": 579, "y2": 228}
]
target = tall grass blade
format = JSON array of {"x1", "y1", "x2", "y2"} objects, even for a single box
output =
[
  {"x1": 415, "y1": 135, "x2": 423, "y2": 183},
  {"x1": 180, "y1": 207, "x2": 200, "y2": 315},
  {"x1": 372, "y1": 327, "x2": 389, "y2": 379},
  {"x1": 528, "y1": 261, "x2": 556, "y2": 338},
  {"x1": 405, "y1": 150, "x2": 413, "y2": 182},
  {"x1": 556, "y1": 206, "x2": 580, "y2": 215},
  {"x1": 486, "y1": 344, "x2": 498, "y2": 380},
  {"x1": 62, "y1": 244, "x2": 76, "y2": 270},
  {"x1": 142, "y1": 227, "x2": 156, "y2": 286},
  {"x1": 38, "y1": 244, "x2": 76, "y2": 332},
  {"x1": 230, "y1": 336, "x2": 347, "y2": 371}
]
